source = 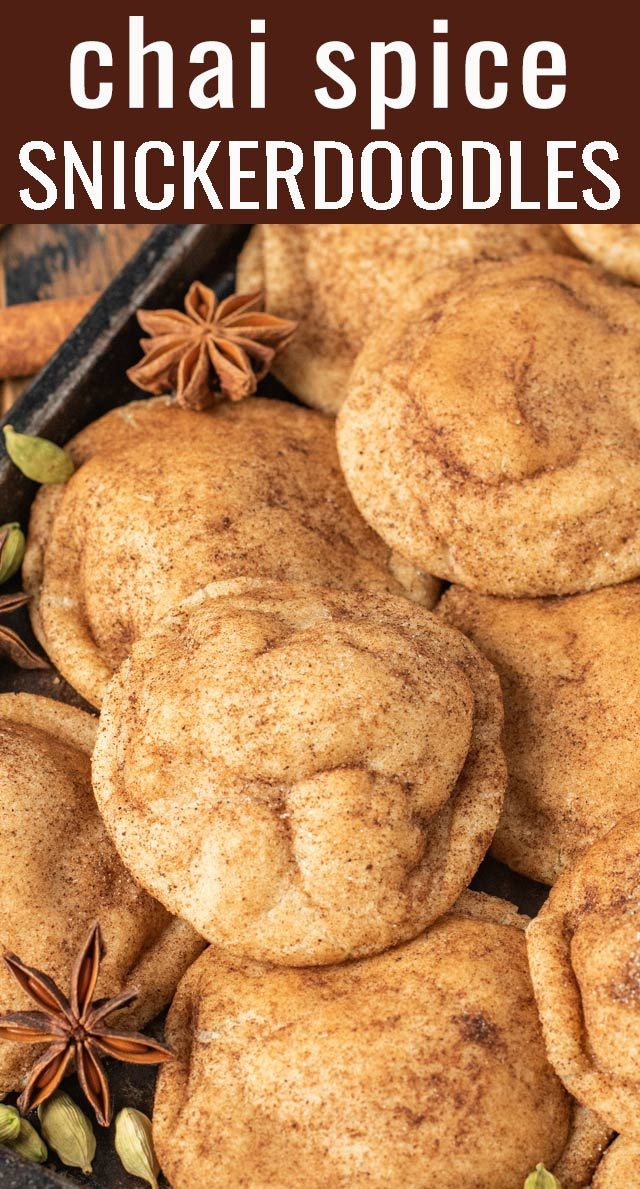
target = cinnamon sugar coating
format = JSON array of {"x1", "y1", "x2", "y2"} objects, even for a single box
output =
[
  {"x1": 23, "y1": 396, "x2": 436, "y2": 709},
  {"x1": 0, "y1": 693, "x2": 203, "y2": 1099},
  {"x1": 562, "y1": 224, "x2": 640, "y2": 284},
  {"x1": 592, "y1": 1137, "x2": 640, "y2": 1187},
  {"x1": 236, "y1": 223, "x2": 575, "y2": 414},
  {"x1": 552, "y1": 1104, "x2": 611, "y2": 1189},
  {"x1": 439, "y1": 580, "x2": 640, "y2": 884},
  {"x1": 154, "y1": 892, "x2": 582, "y2": 1189},
  {"x1": 92, "y1": 580, "x2": 506, "y2": 966},
  {"x1": 527, "y1": 813, "x2": 640, "y2": 1138},
  {"x1": 337, "y1": 253, "x2": 640, "y2": 597}
]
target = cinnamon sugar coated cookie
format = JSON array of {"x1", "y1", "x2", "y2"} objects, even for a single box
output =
[
  {"x1": 592, "y1": 1137, "x2": 640, "y2": 1187},
  {"x1": 527, "y1": 813, "x2": 640, "y2": 1138},
  {"x1": 337, "y1": 253, "x2": 640, "y2": 597},
  {"x1": 562, "y1": 224, "x2": 640, "y2": 283},
  {"x1": 153, "y1": 892, "x2": 604, "y2": 1189},
  {"x1": 0, "y1": 694, "x2": 204, "y2": 1098},
  {"x1": 237, "y1": 223, "x2": 575, "y2": 413},
  {"x1": 23, "y1": 396, "x2": 436, "y2": 708},
  {"x1": 551, "y1": 1105, "x2": 611, "y2": 1189},
  {"x1": 92, "y1": 580, "x2": 506, "y2": 965},
  {"x1": 439, "y1": 580, "x2": 640, "y2": 884}
]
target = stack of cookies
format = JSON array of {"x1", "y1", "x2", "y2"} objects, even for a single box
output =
[{"x1": 5, "y1": 220, "x2": 640, "y2": 1188}]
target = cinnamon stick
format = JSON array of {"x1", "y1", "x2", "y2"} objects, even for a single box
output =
[{"x1": 0, "y1": 292, "x2": 100, "y2": 379}]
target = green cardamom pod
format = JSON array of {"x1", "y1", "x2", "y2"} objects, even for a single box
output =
[
  {"x1": 38, "y1": 1091, "x2": 96, "y2": 1173},
  {"x1": 7, "y1": 1118, "x2": 48, "y2": 1164},
  {"x1": 524, "y1": 1164, "x2": 561, "y2": 1189},
  {"x1": 115, "y1": 1108, "x2": 159, "y2": 1189},
  {"x1": 3, "y1": 424, "x2": 74, "y2": 485},
  {"x1": 0, "y1": 523, "x2": 26, "y2": 585},
  {"x1": 0, "y1": 1103, "x2": 21, "y2": 1144}
]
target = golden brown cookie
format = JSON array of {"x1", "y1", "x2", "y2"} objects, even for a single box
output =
[
  {"x1": 237, "y1": 224, "x2": 575, "y2": 414},
  {"x1": 439, "y1": 581, "x2": 640, "y2": 884},
  {"x1": 0, "y1": 693, "x2": 204, "y2": 1099},
  {"x1": 592, "y1": 1137, "x2": 640, "y2": 1187},
  {"x1": 562, "y1": 224, "x2": 640, "y2": 283},
  {"x1": 337, "y1": 253, "x2": 640, "y2": 598},
  {"x1": 552, "y1": 1105, "x2": 611, "y2": 1189},
  {"x1": 92, "y1": 580, "x2": 506, "y2": 966},
  {"x1": 527, "y1": 813, "x2": 640, "y2": 1138},
  {"x1": 154, "y1": 891, "x2": 595, "y2": 1189},
  {"x1": 24, "y1": 396, "x2": 437, "y2": 708}
]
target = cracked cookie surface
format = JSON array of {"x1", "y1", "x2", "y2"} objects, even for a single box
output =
[
  {"x1": 527, "y1": 812, "x2": 640, "y2": 1138},
  {"x1": 154, "y1": 892, "x2": 582, "y2": 1189},
  {"x1": 237, "y1": 223, "x2": 575, "y2": 414},
  {"x1": 439, "y1": 580, "x2": 640, "y2": 884},
  {"x1": 24, "y1": 397, "x2": 436, "y2": 710},
  {"x1": 92, "y1": 580, "x2": 506, "y2": 965},
  {"x1": 0, "y1": 693, "x2": 204, "y2": 1097},
  {"x1": 337, "y1": 254, "x2": 640, "y2": 597}
]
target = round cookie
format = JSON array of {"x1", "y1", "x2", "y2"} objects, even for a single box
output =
[
  {"x1": 527, "y1": 813, "x2": 640, "y2": 1138},
  {"x1": 154, "y1": 892, "x2": 600, "y2": 1189},
  {"x1": 337, "y1": 253, "x2": 640, "y2": 598},
  {"x1": 92, "y1": 579, "x2": 506, "y2": 966},
  {"x1": 24, "y1": 396, "x2": 436, "y2": 709},
  {"x1": 592, "y1": 1138, "x2": 640, "y2": 1188},
  {"x1": 439, "y1": 580, "x2": 640, "y2": 884},
  {"x1": 0, "y1": 693, "x2": 204, "y2": 1099},
  {"x1": 237, "y1": 224, "x2": 576, "y2": 414},
  {"x1": 562, "y1": 224, "x2": 640, "y2": 284}
]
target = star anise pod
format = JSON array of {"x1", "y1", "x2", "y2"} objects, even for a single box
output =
[
  {"x1": 0, "y1": 590, "x2": 49, "y2": 669},
  {"x1": 0, "y1": 922, "x2": 172, "y2": 1126},
  {"x1": 127, "y1": 281, "x2": 297, "y2": 410}
]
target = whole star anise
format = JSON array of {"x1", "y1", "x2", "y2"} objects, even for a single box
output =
[
  {"x1": 0, "y1": 922, "x2": 172, "y2": 1126},
  {"x1": 127, "y1": 281, "x2": 297, "y2": 410},
  {"x1": 0, "y1": 590, "x2": 49, "y2": 670}
]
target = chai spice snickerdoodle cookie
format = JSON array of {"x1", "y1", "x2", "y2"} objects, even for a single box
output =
[
  {"x1": 439, "y1": 580, "x2": 640, "y2": 884},
  {"x1": 92, "y1": 580, "x2": 506, "y2": 966},
  {"x1": 562, "y1": 224, "x2": 640, "y2": 284},
  {"x1": 552, "y1": 1105, "x2": 611, "y2": 1189},
  {"x1": 0, "y1": 693, "x2": 204, "y2": 1100},
  {"x1": 236, "y1": 223, "x2": 576, "y2": 414},
  {"x1": 337, "y1": 253, "x2": 640, "y2": 598},
  {"x1": 23, "y1": 396, "x2": 436, "y2": 709},
  {"x1": 591, "y1": 1137, "x2": 640, "y2": 1187},
  {"x1": 153, "y1": 892, "x2": 607, "y2": 1189},
  {"x1": 527, "y1": 812, "x2": 640, "y2": 1139}
]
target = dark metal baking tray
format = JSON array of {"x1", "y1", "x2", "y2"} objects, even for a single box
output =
[{"x1": 0, "y1": 223, "x2": 548, "y2": 1187}]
